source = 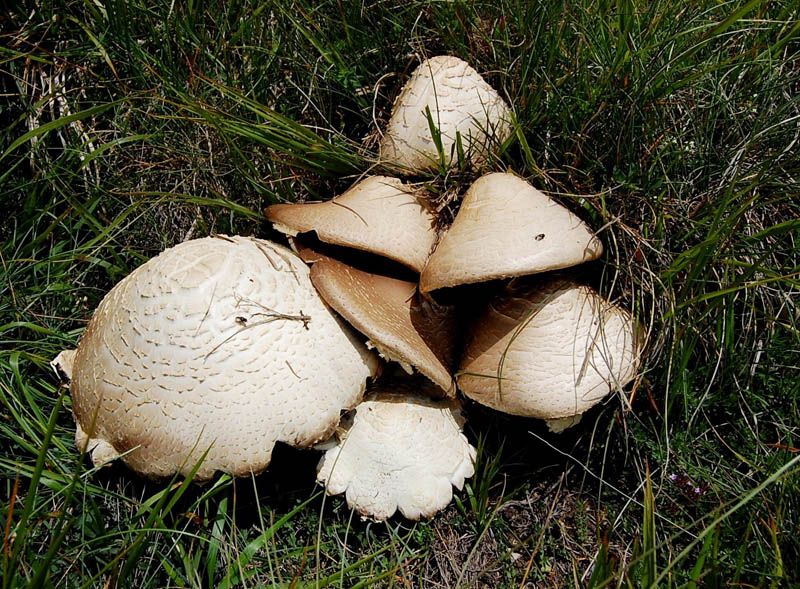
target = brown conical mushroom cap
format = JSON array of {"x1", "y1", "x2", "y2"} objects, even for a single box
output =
[
  {"x1": 316, "y1": 378, "x2": 476, "y2": 521},
  {"x1": 310, "y1": 257, "x2": 457, "y2": 395},
  {"x1": 458, "y1": 276, "x2": 642, "y2": 419},
  {"x1": 265, "y1": 176, "x2": 436, "y2": 273},
  {"x1": 420, "y1": 172, "x2": 603, "y2": 293},
  {"x1": 63, "y1": 236, "x2": 379, "y2": 480},
  {"x1": 380, "y1": 55, "x2": 513, "y2": 173}
]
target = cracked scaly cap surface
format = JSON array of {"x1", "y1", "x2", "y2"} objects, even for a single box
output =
[
  {"x1": 69, "y1": 236, "x2": 378, "y2": 480},
  {"x1": 316, "y1": 379, "x2": 476, "y2": 520},
  {"x1": 379, "y1": 55, "x2": 513, "y2": 172}
]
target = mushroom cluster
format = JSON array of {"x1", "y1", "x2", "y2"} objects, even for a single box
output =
[{"x1": 54, "y1": 56, "x2": 643, "y2": 521}]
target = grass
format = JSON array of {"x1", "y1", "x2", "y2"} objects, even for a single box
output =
[{"x1": 1, "y1": 0, "x2": 799, "y2": 586}]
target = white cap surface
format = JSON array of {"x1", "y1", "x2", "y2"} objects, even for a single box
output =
[
  {"x1": 66, "y1": 236, "x2": 378, "y2": 480},
  {"x1": 458, "y1": 276, "x2": 642, "y2": 419},
  {"x1": 266, "y1": 176, "x2": 437, "y2": 273},
  {"x1": 380, "y1": 56, "x2": 513, "y2": 172},
  {"x1": 420, "y1": 173, "x2": 603, "y2": 293},
  {"x1": 317, "y1": 379, "x2": 476, "y2": 520}
]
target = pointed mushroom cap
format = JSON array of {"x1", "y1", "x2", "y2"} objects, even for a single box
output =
[
  {"x1": 265, "y1": 176, "x2": 436, "y2": 273},
  {"x1": 66, "y1": 236, "x2": 379, "y2": 480},
  {"x1": 458, "y1": 276, "x2": 642, "y2": 419},
  {"x1": 420, "y1": 173, "x2": 603, "y2": 293},
  {"x1": 380, "y1": 55, "x2": 513, "y2": 172},
  {"x1": 316, "y1": 379, "x2": 476, "y2": 520},
  {"x1": 309, "y1": 257, "x2": 457, "y2": 395}
]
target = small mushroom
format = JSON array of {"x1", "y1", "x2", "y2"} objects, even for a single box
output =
[
  {"x1": 380, "y1": 56, "x2": 513, "y2": 172},
  {"x1": 50, "y1": 349, "x2": 76, "y2": 384},
  {"x1": 309, "y1": 256, "x2": 457, "y2": 395},
  {"x1": 420, "y1": 172, "x2": 603, "y2": 293},
  {"x1": 60, "y1": 236, "x2": 379, "y2": 480},
  {"x1": 316, "y1": 378, "x2": 476, "y2": 520},
  {"x1": 458, "y1": 276, "x2": 642, "y2": 421},
  {"x1": 265, "y1": 176, "x2": 436, "y2": 273}
]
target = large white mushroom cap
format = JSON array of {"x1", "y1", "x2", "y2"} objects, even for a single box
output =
[
  {"x1": 317, "y1": 379, "x2": 476, "y2": 520},
  {"x1": 458, "y1": 276, "x2": 642, "y2": 419},
  {"x1": 380, "y1": 55, "x2": 513, "y2": 172},
  {"x1": 64, "y1": 236, "x2": 378, "y2": 480}
]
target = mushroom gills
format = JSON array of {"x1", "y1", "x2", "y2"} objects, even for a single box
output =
[{"x1": 309, "y1": 256, "x2": 458, "y2": 396}]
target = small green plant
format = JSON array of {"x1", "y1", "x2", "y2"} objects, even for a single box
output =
[{"x1": 455, "y1": 434, "x2": 507, "y2": 531}]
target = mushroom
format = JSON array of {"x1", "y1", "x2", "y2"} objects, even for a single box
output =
[
  {"x1": 54, "y1": 54, "x2": 646, "y2": 524},
  {"x1": 420, "y1": 172, "x2": 604, "y2": 294},
  {"x1": 50, "y1": 349, "x2": 76, "y2": 384},
  {"x1": 380, "y1": 56, "x2": 513, "y2": 172},
  {"x1": 58, "y1": 236, "x2": 379, "y2": 480},
  {"x1": 265, "y1": 176, "x2": 436, "y2": 273},
  {"x1": 458, "y1": 276, "x2": 643, "y2": 422},
  {"x1": 316, "y1": 378, "x2": 476, "y2": 520},
  {"x1": 308, "y1": 256, "x2": 458, "y2": 395}
]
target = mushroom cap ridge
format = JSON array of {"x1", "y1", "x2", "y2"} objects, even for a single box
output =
[
  {"x1": 266, "y1": 176, "x2": 436, "y2": 273},
  {"x1": 458, "y1": 276, "x2": 642, "y2": 419},
  {"x1": 68, "y1": 236, "x2": 378, "y2": 480},
  {"x1": 380, "y1": 55, "x2": 513, "y2": 172},
  {"x1": 316, "y1": 379, "x2": 476, "y2": 521},
  {"x1": 420, "y1": 172, "x2": 604, "y2": 293},
  {"x1": 309, "y1": 256, "x2": 457, "y2": 395}
]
